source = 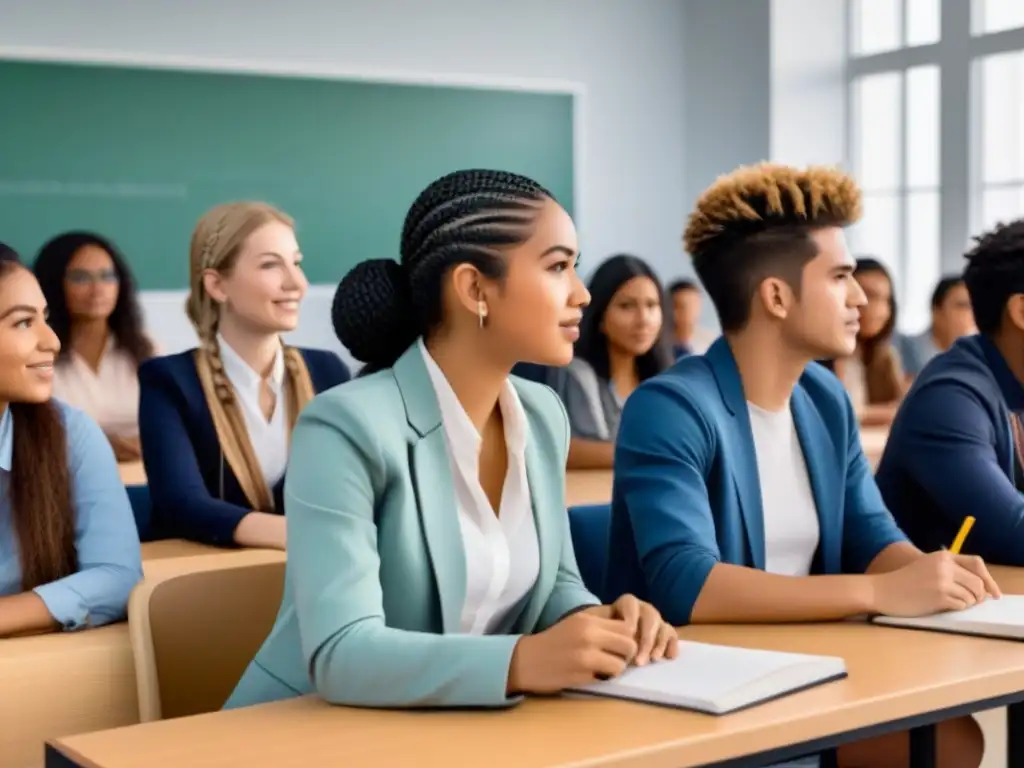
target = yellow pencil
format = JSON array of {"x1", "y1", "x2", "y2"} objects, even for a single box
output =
[{"x1": 950, "y1": 516, "x2": 976, "y2": 555}]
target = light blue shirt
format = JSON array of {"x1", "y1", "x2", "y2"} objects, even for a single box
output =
[{"x1": 0, "y1": 401, "x2": 142, "y2": 630}]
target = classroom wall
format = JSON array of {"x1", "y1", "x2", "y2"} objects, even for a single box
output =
[
  {"x1": 0, "y1": 0, "x2": 689, "y2": 365},
  {"x1": 681, "y1": 0, "x2": 773, "y2": 332},
  {"x1": 770, "y1": 0, "x2": 847, "y2": 168}
]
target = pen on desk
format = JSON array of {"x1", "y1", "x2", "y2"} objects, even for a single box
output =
[{"x1": 950, "y1": 516, "x2": 976, "y2": 555}]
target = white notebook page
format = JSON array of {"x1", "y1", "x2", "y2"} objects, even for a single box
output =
[{"x1": 584, "y1": 640, "x2": 833, "y2": 700}]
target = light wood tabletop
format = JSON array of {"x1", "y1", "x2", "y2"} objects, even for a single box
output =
[
  {"x1": 117, "y1": 462, "x2": 146, "y2": 486},
  {"x1": 47, "y1": 610, "x2": 1024, "y2": 768},
  {"x1": 565, "y1": 470, "x2": 613, "y2": 507},
  {"x1": 140, "y1": 539, "x2": 224, "y2": 562},
  {"x1": 860, "y1": 427, "x2": 888, "y2": 469}
]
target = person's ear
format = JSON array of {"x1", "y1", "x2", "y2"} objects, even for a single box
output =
[
  {"x1": 1005, "y1": 294, "x2": 1024, "y2": 333},
  {"x1": 202, "y1": 269, "x2": 227, "y2": 305},
  {"x1": 757, "y1": 277, "x2": 793, "y2": 321},
  {"x1": 450, "y1": 263, "x2": 491, "y2": 323}
]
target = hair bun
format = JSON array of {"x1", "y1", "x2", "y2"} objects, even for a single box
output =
[{"x1": 332, "y1": 259, "x2": 418, "y2": 369}]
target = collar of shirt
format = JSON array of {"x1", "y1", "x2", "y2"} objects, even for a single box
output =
[
  {"x1": 418, "y1": 339, "x2": 527, "y2": 466},
  {"x1": 977, "y1": 334, "x2": 1024, "y2": 412},
  {"x1": 0, "y1": 406, "x2": 11, "y2": 472},
  {"x1": 216, "y1": 333, "x2": 285, "y2": 397}
]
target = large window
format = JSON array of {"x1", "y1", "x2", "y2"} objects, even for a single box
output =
[
  {"x1": 848, "y1": 0, "x2": 942, "y2": 332},
  {"x1": 973, "y1": 0, "x2": 1024, "y2": 35},
  {"x1": 973, "y1": 50, "x2": 1024, "y2": 234},
  {"x1": 847, "y1": 0, "x2": 1024, "y2": 333},
  {"x1": 851, "y1": 0, "x2": 940, "y2": 55}
]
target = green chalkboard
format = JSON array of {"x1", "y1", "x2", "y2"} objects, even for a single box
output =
[{"x1": 0, "y1": 60, "x2": 574, "y2": 290}]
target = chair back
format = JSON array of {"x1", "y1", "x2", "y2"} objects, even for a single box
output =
[
  {"x1": 567, "y1": 503, "x2": 612, "y2": 603},
  {"x1": 130, "y1": 550, "x2": 286, "y2": 721}
]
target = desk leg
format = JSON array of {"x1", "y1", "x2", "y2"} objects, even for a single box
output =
[
  {"x1": 909, "y1": 724, "x2": 937, "y2": 768},
  {"x1": 1008, "y1": 702, "x2": 1024, "y2": 768}
]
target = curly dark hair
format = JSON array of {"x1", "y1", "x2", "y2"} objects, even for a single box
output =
[
  {"x1": 683, "y1": 162, "x2": 862, "y2": 332},
  {"x1": 33, "y1": 231, "x2": 154, "y2": 366},
  {"x1": 963, "y1": 218, "x2": 1024, "y2": 335},
  {"x1": 331, "y1": 169, "x2": 552, "y2": 373}
]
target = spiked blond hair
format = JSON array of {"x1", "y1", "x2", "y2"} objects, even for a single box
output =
[{"x1": 683, "y1": 162, "x2": 863, "y2": 331}]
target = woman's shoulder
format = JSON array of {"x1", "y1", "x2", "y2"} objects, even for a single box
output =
[
  {"x1": 138, "y1": 348, "x2": 197, "y2": 377},
  {"x1": 49, "y1": 399, "x2": 110, "y2": 454},
  {"x1": 299, "y1": 368, "x2": 402, "y2": 432},
  {"x1": 291, "y1": 346, "x2": 352, "y2": 386}
]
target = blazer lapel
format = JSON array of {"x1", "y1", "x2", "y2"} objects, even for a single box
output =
[
  {"x1": 516, "y1": 428, "x2": 560, "y2": 631},
  {"x1": 393, "y1": 345, "x2": 466, "y2": 633},
  {"x1": 706, "y1": 340, "x2": 765, "y2": 569},
  {"x1": 790, "y1": 387, "x2": 842, "y2": 573}
]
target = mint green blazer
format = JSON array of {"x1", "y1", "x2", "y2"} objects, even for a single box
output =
[{"x1": 223, "y1": 344, "x2": 599, "y2": 710}]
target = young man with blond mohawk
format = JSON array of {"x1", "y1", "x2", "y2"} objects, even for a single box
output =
[{"x1": 606, "y1": 163, "x2": 991, "y2": 768}]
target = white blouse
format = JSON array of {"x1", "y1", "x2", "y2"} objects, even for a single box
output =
[
  {"x1": 217, "y1": 334, "x2": 289, "y2": 490},
  {"x1": 419, "y1": 340, "x2": 540, "y2": 635},
  {"x1": 52, "y1": 339, "x2": 142, "y2": 437}
]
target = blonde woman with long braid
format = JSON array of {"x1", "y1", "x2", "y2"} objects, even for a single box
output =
[{"x1": 138, "y1": 203, "x2": 350, "y2": 548}]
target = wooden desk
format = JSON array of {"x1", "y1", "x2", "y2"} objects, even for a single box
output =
[
  {"x1": 565, "y1": 470, "x2": 612, "y2": 507},
  {"x1": 2, "y1": 625, "x2": 138, "y2": 768},
  {"x1": 140, "y1": 540, "x2": 223, "y2": 562},
  {"x1": 860, "y1": 427, "x2": 888, "y2": 469},
  {"x1": 117, "y1": 462, "x2": 145, "y2": 486},
  {"x1": 46, "y1": 619, "x2": 1024, "y2": 768}
]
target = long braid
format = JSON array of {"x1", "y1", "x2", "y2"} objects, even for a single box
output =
[
  {"x1": 188, "y1": 214, "x2": 236, "y2": 407},
  {"x1": 333, "y1": 170, "x2": 551, "y2": 371}
]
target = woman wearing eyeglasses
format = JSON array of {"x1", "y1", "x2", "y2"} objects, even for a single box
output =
[{"x1": 33, "y1": 232, "x2": 157, "y2": 461}]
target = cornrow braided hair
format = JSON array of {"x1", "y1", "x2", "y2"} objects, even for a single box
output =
[{"x1": 332, "y1": 169, "x2": 552, "y2": 372}]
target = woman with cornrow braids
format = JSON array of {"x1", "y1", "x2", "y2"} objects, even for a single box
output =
[
  {"x1": 138, "y1": 202, "x2": 350, "y2": 549},
  {"x1": 225, "y1": 169, "x2": 677, "y2": 711}
]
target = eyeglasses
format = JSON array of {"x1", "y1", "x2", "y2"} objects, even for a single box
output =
[{"x1": 66, "y1": 268, "x2": 120, "y2": 286}]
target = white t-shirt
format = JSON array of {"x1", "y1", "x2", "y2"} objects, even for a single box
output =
[{"x1": 747, "y1": 401, "x2": 821, "y2": 577}]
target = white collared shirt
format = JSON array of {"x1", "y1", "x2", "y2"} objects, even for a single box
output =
[
  {"x1": 52, "y1": 339, "x2": 144, "y2": 437},
  {"x1": 419, "y1": 340, "x2": 540, "y2": 635},
  {"x1": 217, "y1": 334, "x2": 289, "y2": 489}
]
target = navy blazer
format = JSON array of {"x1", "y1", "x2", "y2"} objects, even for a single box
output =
[
  {"x1": 876, "y1": 335, "x2": 1024, "y2": 564},
  {"x1": 138, "y1": 348, "x2": 350, "y2": 546},
  {"x1": 606, "y1": 338, "x2": 907, "y2": 626}
]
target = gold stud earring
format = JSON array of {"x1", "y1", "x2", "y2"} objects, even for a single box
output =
[{"x1": 477, "y1": 300, "x2": 487, "y2": 329}]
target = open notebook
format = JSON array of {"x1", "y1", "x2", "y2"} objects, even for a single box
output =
[
  {"x1": 873, "y1": 595, "x2": 1024, "y2": 640},
  {"x1": 567, "y1": 640, "x2": 847, "y2": 715}
]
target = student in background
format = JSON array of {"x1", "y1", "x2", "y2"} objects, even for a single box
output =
[
  {"x1": 549, "y1": 254, "x2": 674, "y2": 470},
  {"x1": 668, "y1": 278, "x2": 716, "y2": 356},
  {"x1": 878, "y1": 219, "x2": 1024, "y2": 566},
  {"x1": 33, "y1": 232, "x2": 155, "y2": 461},
  {"x1": 606, "y1": 164, "x2": 990, "y2": 768},
  {"x1": 225, "y1": 170, "x2": 677, "y2": 711},
  {"x1": 831, "y1": 258, "x2": 906, "y2": 426},
  {"x1": 0, "y1": 243, "x2": 142, "y2": 637},
  {"x1": 895, "y1": 275, "x2": 976, "y2": 377},
  {"x1": 138, "y1": 203, "x2": 349, "y2": 549}
]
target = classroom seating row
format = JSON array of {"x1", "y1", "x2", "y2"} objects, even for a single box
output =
[
  {"x1": 1, "y1": 501, "x2": 608, "y2": 768},
  {"x1": 43, "y1": 561, "x2": 1024, "y2": 768}
]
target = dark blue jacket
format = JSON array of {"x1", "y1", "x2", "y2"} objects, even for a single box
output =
[
  {"x1": 138, "y1": 348, "x2": 349, "y2": 546},
  {"x1": 876, "y1": 335, "x2": 1024, "y2": 564},
  {"x1": 606, "y1": 338, "x2": 907, "y2": 625}
]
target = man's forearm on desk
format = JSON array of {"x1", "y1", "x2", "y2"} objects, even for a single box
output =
[{"x1": 689, "y1": 563, "x2": 876, "y2": 623}]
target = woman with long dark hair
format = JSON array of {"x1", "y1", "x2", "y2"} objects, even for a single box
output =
[
  {"x1": 0, "y1": 243, "x2": 141, "y2": 637},
  {"x1": 832, "y1": 257, "x2": 906, "y2": 426},
  {"x1": 549, "y1": 254, "x2": 674, "y2": 469},
  {"x1": 33, "y1": 232, "x2": 156, "y2": 461}
]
